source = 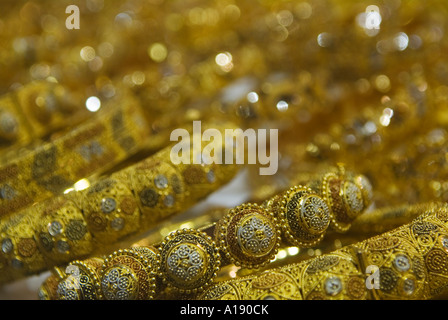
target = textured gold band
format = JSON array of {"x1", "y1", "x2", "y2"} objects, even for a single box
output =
[
  {"x1": 41, "y1": 166, "x2": 371, "y2": 299},
  {"x1": 0, "y1": 92, "x2": 151, "y2": 218},
  {"x1": 199, "y1": 202, "x2": 448, "y2": 300},
  {"x1": 0, "y1": 81, "x2": 89, "y2": 152},
  {"x1": 0, "y1": 124, "x2": 239, "y2": 285}
]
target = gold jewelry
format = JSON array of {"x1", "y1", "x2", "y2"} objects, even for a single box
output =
[
  {"x1": 0, "y1": 126, "x2": 239, "y2": 285},
  {"x1": 199, "y1": 203, "x2": 448, "y2": 300},
  {"x1": 0, "y1": 81, "x2": 88, "y2": 152},
  {"x1": 42, "y1": 167, "x2": 370, "y2": 299},
  {"x1": 2, "y1": 0, "x2": 448, "y2": 302},
  {"x1": 38, "y1": 273, "x2": 61, "y2": 301},
  {"x1": 100, "y1": 247, "x2": 158, "y2": 300},
  {"x1": 216, "y1": 203, "x2": 281, "y2": 269},
  {"x1": 266, "y1": 186, "x2": 330, "y2": 248},
  {"x1": 158, "y1": 229, "x2": 221, "y2": 294},
  {"x1": 320, "y1": 171, "x2": 365, "y2": 233},
  {"x1": 56, "y1": 258, "x2": 103, "y2": 300},
  {"x1": 350, "y1": 202, "x2": 448, "y2": 236},
  {"x1": 0, "y1": 94, "x2": 151, "y2": 218}
]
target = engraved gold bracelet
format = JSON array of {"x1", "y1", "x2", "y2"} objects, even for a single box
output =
[
  {"x1": 42, "y1": 166, "x2": 371, "y2": 299},
  {"x1": 0, "y1": 123, "x2": 239, "y2": 285},
  {"x1": 0, "y1": 93, "x2": 151, "y2": 218},
  {"x1": 0, "y1": 81, "x2": 90, "y2": 151},
  {"x1": 199, "y1": 202, "x2": 448, "y2": 300}
]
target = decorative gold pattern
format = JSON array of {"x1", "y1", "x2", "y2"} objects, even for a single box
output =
[
  {"x1": 45, "y1": 167, "x2": 370, "y2": 299},
  {"x1": 0, "y1": 139, "x2": 238, "y2": 285},
  {"x1": 1, "y1": 0, "x2": 448, "y2": 302},
  {"x1": 0, "y1": 81, "x2": 88, "y2": 151},
  {"x1": 216, "y1": 203, "x2": 281, "y2": 268},
  {"x1": 100, "y1": 247, "x2": 158, "y2": 300},
  {"x1": 0, "y1": 99, "x2": 150, "y2": 218},
  {"x1": 57, "y1": 258, "x2": 103, "y2": 300},
  {"x1": 321, "y1": 172, "x2": 365, "y2": 233},
  {"x1": 199, "y1": 203, "x2": 448, "y2": 300},
  {"x1": 269, "y1": 186, "x2": 331, "y2": 247},
  {"x1": 158, "y1": 229, "x2": 220, "y2": 294}
]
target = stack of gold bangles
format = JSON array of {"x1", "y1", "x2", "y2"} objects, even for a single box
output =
[
  {"x1": 2, "y1": 0, "x2": 448, "y2": 303},
  {"x1": 0, "y1": 87, "x2": 151, "y2": 219},
  {"x1": 0, "y1": 81, "x2": 88, "y2": 152},
  {"x1": 0, "y1": 121, "x2": 239, "y2": 285},
  {"x1": 37, "y1": 165, "x2": 372, "y2": 299},
  {"x1": 199, "y1": 202, "x2": 448, "y2": 300}
]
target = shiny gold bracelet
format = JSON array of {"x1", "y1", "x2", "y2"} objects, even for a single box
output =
[
  {"x1": 266, "y1": 164, "x2": 373, "y2": 233},
  {"x1": 43, "y1": 166, "x2": 371, "y2": 299},
  {"x1": 2, "y1": 0, "x2": 447, "y2": 302},
  {"x1": 0, "y1": 92, "x2": 152, "y2": 218},
  {"x1": 350, "y1": 202, "x2": 448, "y2": 236},
  {"x1": 0, "y1": 123, "x2": 239, "y2": 285},
  {"x1": 0, "y1": 81, "x2": 89, "y2": 151},
  {"x1": 38, "y1": 208, "x2": 230, "y2": 300},
  {"x1": 199, "y1": 202, "x2": 448, "y2": 300}
]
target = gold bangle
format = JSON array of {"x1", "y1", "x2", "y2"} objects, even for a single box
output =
[
  {"x1": 55, "y1": 258, "x2": 104, "y2": 300},
  {"x1": 350, "y1": 202, "x2": 448, "y2": 236},
  {"x1": 0, "y1": 81, "x2": 89, "y2": 151},
  {"x1": 199, "y1": 202, "x2": 448, "y2": 300},
  {"x1": 44, "y1": 167, "x2": 370, "y2": 299},
  {"x1": 0, "y1": 123, "x2": 239, "y2": 285},
  {"x1": 265, "y1": 186, "x2": 330, "y2": 248},
  {"x1": 0, "y1": 93, "x2": 151, "y2": 219},
  {"x1": 100, "y1": 247, "x2": 158, "y2": 300}
]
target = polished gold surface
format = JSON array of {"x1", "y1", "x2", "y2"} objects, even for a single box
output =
[
  {"x1": 42, "y1": 167, "x2": 370, "y2": 299},
  {"x1": 0, "y1": 138, "x2": 238, "y2": 285},
  {"x1": 199, "y1": 203, "x2": 448, "y2": 300},
  {"x1": 1, "y1": 0, "x2": 448, "y2": 300}
]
